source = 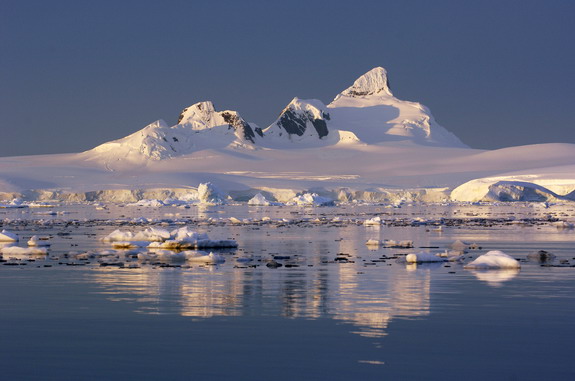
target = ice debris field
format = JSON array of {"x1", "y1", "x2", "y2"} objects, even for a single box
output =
[{"x1": 1, "y1": 201, "x2": 574, "y2": 273}]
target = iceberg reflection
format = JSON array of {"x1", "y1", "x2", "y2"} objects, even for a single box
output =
[{"x1": 470, "y1": 269, "x2": 520, "y2": 287}]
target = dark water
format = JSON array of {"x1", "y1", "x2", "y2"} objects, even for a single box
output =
[{"x1": 1, "y1": 203, "x2": 575, "y2": 380}]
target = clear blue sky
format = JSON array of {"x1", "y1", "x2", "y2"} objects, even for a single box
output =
[{"x1": 1, "y1": 0, "x2": 573, "y2": 156}]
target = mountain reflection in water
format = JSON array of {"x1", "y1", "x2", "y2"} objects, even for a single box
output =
[{"x1": 91, "y1": 261, "x2": 431, "y2": 338}]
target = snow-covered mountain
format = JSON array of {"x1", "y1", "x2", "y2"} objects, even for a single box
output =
[
  {"x1": 88, "y1": 67, "x2": 466, "y2": 162},
  {"x1": 88, "y1": 101, "x2": 261, "y2": 162},
  {"x1": 262, "y1": 67, "x2": 466, "y2": 148},
  {"x1": 327, "y1": 67, "x2": 466, "y2": 147},
  {"x1": 1, "y1": 67, "x2": 575, "y2": 203}
]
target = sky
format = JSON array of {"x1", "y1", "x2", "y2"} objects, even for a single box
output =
[{"x1": 1, "y1": 0, "x2": 574, "y2": 156}]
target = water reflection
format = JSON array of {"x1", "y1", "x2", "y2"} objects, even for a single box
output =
[
  {"x1": 470, "y1": 269, "x2": 520, "y2": 287},
  {"x1": 91, "y1": 259, "x2": 432, "y2": 339}
]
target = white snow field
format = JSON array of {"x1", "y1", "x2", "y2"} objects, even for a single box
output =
[{"x1": 1, "y1": 67, "x2": 575, "y2": 203}]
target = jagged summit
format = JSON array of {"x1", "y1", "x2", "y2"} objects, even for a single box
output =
[
  {"x1": 86, "y1": 66, "x2": 466, "y2": 164},
  {"x1": 263, "y1": 98, "x2": 331, "y2": 142},
  {"x1": 88, "y1": 101, "x2": 260, "y2": 162},
  {"x1": 336, "y1": 67, "x2": 393, "y2": 100},
  {"x1": 327, "y1": 67, "x2": 467, "y2": 148}
]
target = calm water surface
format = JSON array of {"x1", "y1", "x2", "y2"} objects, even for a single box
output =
[{"x1": 1, "y1": 203, "x2": 574, "y2": 380}]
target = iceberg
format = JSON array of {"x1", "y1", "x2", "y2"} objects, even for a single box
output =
[
  {"x1": 0, "y1": 230, "x2": 19, "y2": 242},
  {"x1": 464, "y1": 250, "x2": 520, "y2": 269}
]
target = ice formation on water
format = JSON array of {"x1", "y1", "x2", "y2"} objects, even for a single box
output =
[
  {"x1": 288, "y1": 193, "x2": 334, "y2": 206},
  {"x1": 27, "y1": 235, "x2": 51, "y2": 247},
  {"x1": 102, "y1": 227, "x2": 237, "y2": 250},
  {"x1": 127, "y1": 199, "x2": 166, "y2": 207},
  {"x1": 366, "y1": 239, "x2": 413, "y2": 248},
  {"x1": 464, "y1": 250, "x2": 521, "y2": 269},
  {"x1": 197, "y1": 182, "x2": 226, "y2": 204},
  {"x1": 136, "y1": 250, "x2": 225, "y2": 264},
  {"x1": 248, "y1": 193, "x2": 279, "y2": 206},
  {"x1": 0, "y1": 246, "x2": 48, "y2": 256},
  {"x1": 0, "y1": 230, "x2": 19, "y2": 242},
  {"x1": 363, "y1": 217, "x2": 383, "y2": 226}
]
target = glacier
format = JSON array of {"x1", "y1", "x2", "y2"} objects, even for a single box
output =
[{"x1": 1, "y1": 67, "x2": 574, "y2": 204}]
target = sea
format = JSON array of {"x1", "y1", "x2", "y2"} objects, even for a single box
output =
[{"x1": 1, "y1": 202, "x2": 574, "y2": 380}]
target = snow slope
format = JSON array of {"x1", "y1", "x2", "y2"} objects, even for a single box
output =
[
  {"x1": 0, "y1": 67, "x2": 574, "y2": 203},
  {"x1": 88, "y1": 101, "x2": 261, "y2": 165},
  {"x1": 262, "y1": 67, "x2": 466, "y2": 148}
]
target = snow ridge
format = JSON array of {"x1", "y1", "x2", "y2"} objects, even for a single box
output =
[
  {"x1": 87, "y1": 66, "x2": 467, "y2": 165},
  {"x1": 89, "y1": 101, "x2": 261, "y2": 161},
  {"x1": 263, "y1": 98, "x2": 331, "y2": 142},
  {"x1": 337, "y1": 67, "x2": 393, "y2": 98}
]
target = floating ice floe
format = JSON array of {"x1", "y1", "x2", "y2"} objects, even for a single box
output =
[
  {"x1": 103, "y1": 227, "x2": 172, "y2": 242},
  {"x1": 0, "y1": 229, "x2": 19, "y2": 242},
  {"x1": 111, "y1": 241, "x2": 149, "y2": 249},
  {"x1": 363, "y1": 216, "x2": 383, "y2": 226},
  {"x1": 405, "y1": 252, "x2": 447, "y2": 263},
  {"x1": 450, "y1": 240, "x2": 469, "y2": 252},
  {"x1": 248, "y1": 193, "x2": 271, "y2": 206},
  {"x1": 185, "y1": 251, "x2": 225, "y2": 263},
  {"x1": 0, "y1": 246, "x2": 48, "y2": 255},
  {"x1": 366, "y1": 239, "x2": 413, "y2": 248},
  {"x1": 138, "y1": 250, "x2": 225, "y2": 264},
  {"x1": 464, "y1": 250, "x2": 520, "y2": 269},
  {"x1": 436, "y1": 250, "x2": 464, "y2": 262},
  {"x1": 127, "y1": 199, "x2": 166, "y2": 207},
  {"x1": 198, "y1": 182, "x2": 226, "y2": 204},
  {"x1": 0, "y1": 199, "x2": 28, "y2": 208},
  {"x1": 27, "y1": 235, "x2": 51, "y2": 247},
  {"x1": 288, "y1": 193, "x2": 334, "y2": 206},
  {"x1": 553, "y1": 221, "x2": 575, "y2": 229},
  {"x1": 103, "y1": 226, "x2": 237, "y2": 250}
]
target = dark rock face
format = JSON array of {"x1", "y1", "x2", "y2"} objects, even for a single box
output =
[
  {"x1": 221, "y1": 111, "x2": 257, "y2": 143},
  {"x1": 277, "y1": 109, "x2": 307, "y2": 136},
  {"x1": 177, "y1": 108, "x2": 188, "y2": 124},
  {"x1": 276, "y1": 108, "x2": 330, "y2": 139},
  {"x1": 311, "y1": 118, "x2": 328, "y2": 138}
]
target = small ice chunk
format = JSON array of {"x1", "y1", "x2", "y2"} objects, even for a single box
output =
[
  {"x1": 553, "y1": 221, "x2": 574, "y2": 229},
  {"x1": 27, "y1": 235, "x2": 51, "y2": 247},
  {"x1": 198, "y1": 182, "x2": 226, "y2": 204},
  {"x1": 102, "y1": 229, "x2": 135, "y2": 242},
  {"x1": 229, "y1": 217, "x2": 243, "y2": 224},
  {"x1": 134, "y1": 227, "x2": 171, "y2": 241},
  {"x1": 0, "y1": 229, "x2": 19, "y2": 242},
  {"x1": 464, "y1": 250, "x2": 520, "y2": 269},
  {"x1": 127, "y1": 199, "x2": 166, "y2": 207},
  {"x1": 451, "y1": 240, "x2": 469, "y2": 251},
  {"x1": 248, "y1": 193, "x2": 271, "y2": 206},
  {"x1": 0, "y1": 246, "x2": 47, "y2": 255},
  {"x1": 289, "y1": 193, "x2": 334, "y2": 206},
  {"x1": 185, "y1": 251, "x2": 225, "y2": 263},
  {"x1": 363, "y1": 217, "x2": 382, "y2": 226},
  {"x1": 406, "y1": 252, "x2": 447, "y2": 263},
  {"x1": 154, "y1": 249, "x2": 186, "y2": 262},
  {"x1": 111, "y1": 241, "x2": 148, "y2": 249}
]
